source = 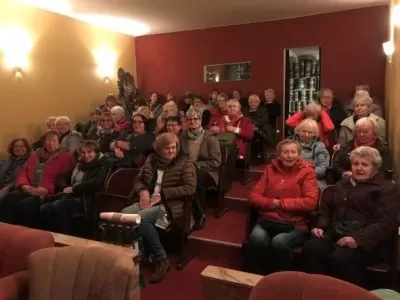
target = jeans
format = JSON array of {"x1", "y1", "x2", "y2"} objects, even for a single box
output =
[
  {"x1": 244, "y1": 220, "x2": 308, "y2": 274},
  {"x1": 41, "y1": 196, "x2": 80, "y2": 234},
  {"x1": 302, "y1": 237, "x2": 379, "y2": 287},
  {"x1": 122, "y1": 203, "x2": 167, "y2": 262}
]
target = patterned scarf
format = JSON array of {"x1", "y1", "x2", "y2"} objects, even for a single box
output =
[{"x1": 186, "y1": 127, "x2": 205, "y2": 140}]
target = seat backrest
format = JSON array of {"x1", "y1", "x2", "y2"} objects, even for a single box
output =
[
  {"x1": 0, "y1": 223, "x2": 54, "y2": 278},
  {"x1": 318, "y1": 185, "x2": 335, "y2": 210},
  {"x1": 28, "y1": 246, "x2": 139, "y2": 300},
  {"x1": 105, "y1": 168, "x2": 140, "y2": 196},
  {"x1": 249, "y1": 271, "x2": 380, "y2": 300}
]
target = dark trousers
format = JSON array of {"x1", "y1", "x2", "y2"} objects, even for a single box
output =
[
  {"x1": 302, "y1": 237, "x2": 379, "y2": 287},
  {"x1": 243, "y1": 220, "x2": 308, "y2": 275},
  {"x1": 41, "y1": 196, "x2": 80, "y2": 234},
  {"x1": 0, "y1": 190, "x2": 41, "y2": 228},
  {"x1": 193, "y1": 171, "x2": 216, "y2": 220}
]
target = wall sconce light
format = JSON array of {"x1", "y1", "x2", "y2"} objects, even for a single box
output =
[
  {"x1": 383, "y1": 41, "x2": 395, "y2": 62},
  {"x1": 0, "y1": 26, "x2": 32, "y2": 76},
  {"x1": 94, "y1": 46, "x2": 117, "y2": 83}
]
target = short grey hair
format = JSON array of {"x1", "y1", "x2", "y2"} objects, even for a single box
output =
[
  {"x1": 353, "y1": 92, "x2": 373, "y2": 107},
  {"x1": 226, "y1": 99, "x2": 241, "y2": 109},
  {"x1": 320, "y1": 88, "x2": 334, "y2": 97},
  {"x1": 137, "y1": 106, "x2": 154, "y2": 118},
  {"x1": 294, "y1": 118, "x2": 319, "y2": 136},
  {"x1": 354, "y1": 117, "x2": 378, "y2": 135},
  {"x1": 304, "y1": 101, "x2": 322, "y2": 114},
  {"x1": 349, "y1": 146, "x2": 382, "y2": 171},
  {"x1": 248, "y1": 94, "x2": 261, "y2": 104},
  {"x1": 110, "y1": 106, "x2": 125, "y2": 115},
  {"x1": 55, "y1": 116, "x2": 71, "y2": 125},
  {"x1": 186, "y1": 107, "x2": 203, "y2": 120}
]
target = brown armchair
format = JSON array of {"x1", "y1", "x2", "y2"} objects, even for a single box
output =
[
  {"x1": 0, "y1": 223, "x2": 54, "y2": 300},
  {"x1": 249, "y1": 271, "x2": 380, "y2": 300},
  {"x1": 28, "y1": 246, "x2": 139, "y2": 300}
]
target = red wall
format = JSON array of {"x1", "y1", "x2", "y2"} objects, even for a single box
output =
[{"x1": 135, "y1": 6, "x2": 389, "y2": 104}]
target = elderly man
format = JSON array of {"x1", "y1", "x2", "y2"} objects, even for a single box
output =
[
  {"x1": 55, "y1": 116, "x2": 82, "y2": 154},
  {"x1": 32, "y1": 116, "x2": 57, "y2": 150},
  {"x1": 319, "y1": 88, "x2": 347, "y2": 131},
  {"x1": 332, "y1": 117, "x2": 391, "y2": 181}
]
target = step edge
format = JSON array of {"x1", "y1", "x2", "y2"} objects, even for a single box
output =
[
  {"x1": 188, "y1": 235, "x2": 243, "y2": 248},
  {"x1": 225, "y1": 195, "x2": 249, "y2": 202}
]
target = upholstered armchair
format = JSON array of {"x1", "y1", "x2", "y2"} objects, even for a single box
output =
[
  {"x1": 28, "y1": 246, "x2": 140, "y2": 300},
  {"x1": 0, "y1": 223, "x2": 54, "y2": 300},
  {"x1": 249, "y1": 271, "x2": 380, "y2": 300}
]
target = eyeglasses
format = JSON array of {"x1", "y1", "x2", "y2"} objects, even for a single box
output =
[
  {"x1": 187, "y1": 117, "x2": 200, "y2": 122},
  {"x1": 101, "y1": 119, "x2": 112, "y2": 122},
  {"x1": 133, "y1": 121, "x2": 144, "y2": 124}
]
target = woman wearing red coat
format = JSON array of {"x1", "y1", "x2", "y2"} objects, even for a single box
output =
[
  {"x1": 209, "y1": 98, "x2": 253, "y2": 158},
  {"x1": 243, "y1": 139, "x2": 319, "y2": 274},
  {"x1": 286, "y1": 101, "x2": 334, "y2": 147},
  {"x1": 0, "y1": 130, "x2": 75, "y2": 228}
]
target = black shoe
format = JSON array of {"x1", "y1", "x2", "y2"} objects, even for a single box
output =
[{"x1": 192, "y1": 215, "x2": 206, "y2": 231}]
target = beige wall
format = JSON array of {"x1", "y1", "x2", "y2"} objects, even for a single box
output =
[
  {"x1": 0, "y1": 1, "x2": 136, "y2": 151},
  {"x1": 385, "y1": 0, "x2": 400, "y2": 180}
]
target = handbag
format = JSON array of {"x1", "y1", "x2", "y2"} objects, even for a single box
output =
[{"x1": 217, "y1": 132, "x2": 236, "y2": 147}]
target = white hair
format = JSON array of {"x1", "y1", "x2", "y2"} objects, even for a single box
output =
[
  {"x1": 354, "y1": 117, "x2": 378, "y2": 135},
  {"x1": 304, "y1": 101, "x2": 322, "y2": 114},
  {"x1": 186, "y1": 107, "x2": 203, "y2": 120},
  {"x1": 55, "y1": 116, "x2": 71, "y2": 124},
  {"x1": 248, "y1": 94, "x2": 261, "y2": 103},
  {"x1": 110, "y1": 105, "x2": 125, "y2": 115},
  {"x1": 226, "y1": 98, "x2": 241, "y2": 109},
  {"x1": 294, "y1": 118, "x2": 319, "y2": 136},
  {"x1": 353, "y1": 93, "x2": 373, "y2": 107},
  {"x1": 349, "y1": 146, "x2": 382, "y2": 171}
]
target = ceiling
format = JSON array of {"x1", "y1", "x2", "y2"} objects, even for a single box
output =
[{"x1": 18, "y1": 0, "x2": 389, "y2": 36}]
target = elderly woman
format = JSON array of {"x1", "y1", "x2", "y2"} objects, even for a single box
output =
[
  {"x1": 263, "y1": 88, "x2": 281, "y2": 129},
  {"x1": 148, "y1": 92, "x2": 163, "y2": 119},
  {"x1": 345, "y1": 86, "x2": 383, "y2": 117},
  {"x1": 91, "y1": 112, "x2": 119, "y2": 154},
  {"x1": 156, "y1": 101, "x2": 180, "y2": 133},
  {"x1": 99, "y1": 94, "x2": 119, "y2": 112},
  {"x1": 244, "y1": 94, "x2": 275, "y2": 160},
  {"x1": 332, "y1": 117, "x2": 391, "y2": 181},
  {"x1": 192, "y1": 96, "x2": 211, "y2": 127},
  {"x1": 290, "y1": 119, "x2": 330, "y2": 189},
  {"x1": 210, "y1": 99, "x2": 253, "y2": 158},
  {"x1": 209, "y1": 93, "x2": 228, "y2": 126},
  {"x1": 0, "y1": 138, "x2": 31, "y2": 199},
  {"x1": 32, "y1": 116, "x2": 57, "y2": 150},
  {"x1": 302, "y1": 146, "x2": 399, "y2": 287},
  {"x1": 244, "y1": 139, "x2": 319, "y2": 274},
  {"x1": 286, "y1": 101, "x2": 335, "y2": 147},
  {"x1": 108, "y1": 114, "x2": 154, "y2": 168},
  {"x1": 137, "y1": 106, "x2": 156, "y2": 133},
  {"x1": 110, "y1": 106, "x2": 131, "y2": 135},
  {"x1": 180, "y1": 107, "x2": 222, "y2": 230},
  {"x1": 122, "y1": 133, "x2": 197, "y2": 283},
  {"x1": 0, "y1": 130, "x2": 75, "y2": 227},
  {"x1": 337, "y1": 93, "x2": 386, "y2": 147},
  {"x1": 165, "y1": 116, "x2": 182, "y2": 136},
  {"x1": 55, "y1": 116, "x2": 83, "y2": 154},
  {"x1": 41, "y1": 140, "x2": 108, "y2": 234}
]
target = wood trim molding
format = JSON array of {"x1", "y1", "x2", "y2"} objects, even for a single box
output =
[{"x1": 201, "y1": 265, "x2": 263, "y2": 300}]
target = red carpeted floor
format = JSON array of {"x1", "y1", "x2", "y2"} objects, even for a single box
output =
[
  {"x1": 190, "y1": 209, "x2": 247, "y2": 244},
  {"x1": 226, "y1": 180, "x2": 255, "y2": 200},
  {"x1": 141, "y1": 257, "x2": 210, "y2": 300}
]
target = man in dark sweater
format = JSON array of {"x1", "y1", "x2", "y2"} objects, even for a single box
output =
[{"x1": 319, "y1": 88, "x2": 347, "y2": 131}]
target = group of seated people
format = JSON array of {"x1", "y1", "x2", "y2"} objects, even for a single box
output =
[{"x1": 0, "y1": 84, "x2": 396, "y2": 287}]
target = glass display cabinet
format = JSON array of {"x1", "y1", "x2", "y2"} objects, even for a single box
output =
[{"x1": 283, "y1": 46, "x2": 321, "y2": 137}]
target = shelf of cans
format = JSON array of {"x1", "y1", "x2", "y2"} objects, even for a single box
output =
[{"x1": 287, "y1": 58, "x2": 321, "y2": 114}]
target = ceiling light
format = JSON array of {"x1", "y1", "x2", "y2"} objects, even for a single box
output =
[
  {"x1": 392, "y1": 4, "x2": 400, "y2": 26},
  {"x1": 383, "y1": 41, "x2": 394, "y2": 56},
  {"x1": 15, "y1": 0, "x2": 72, "y2": 13},
  {"x1": 72, "y1": 13, "x2": 150, "y2": 36}
]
